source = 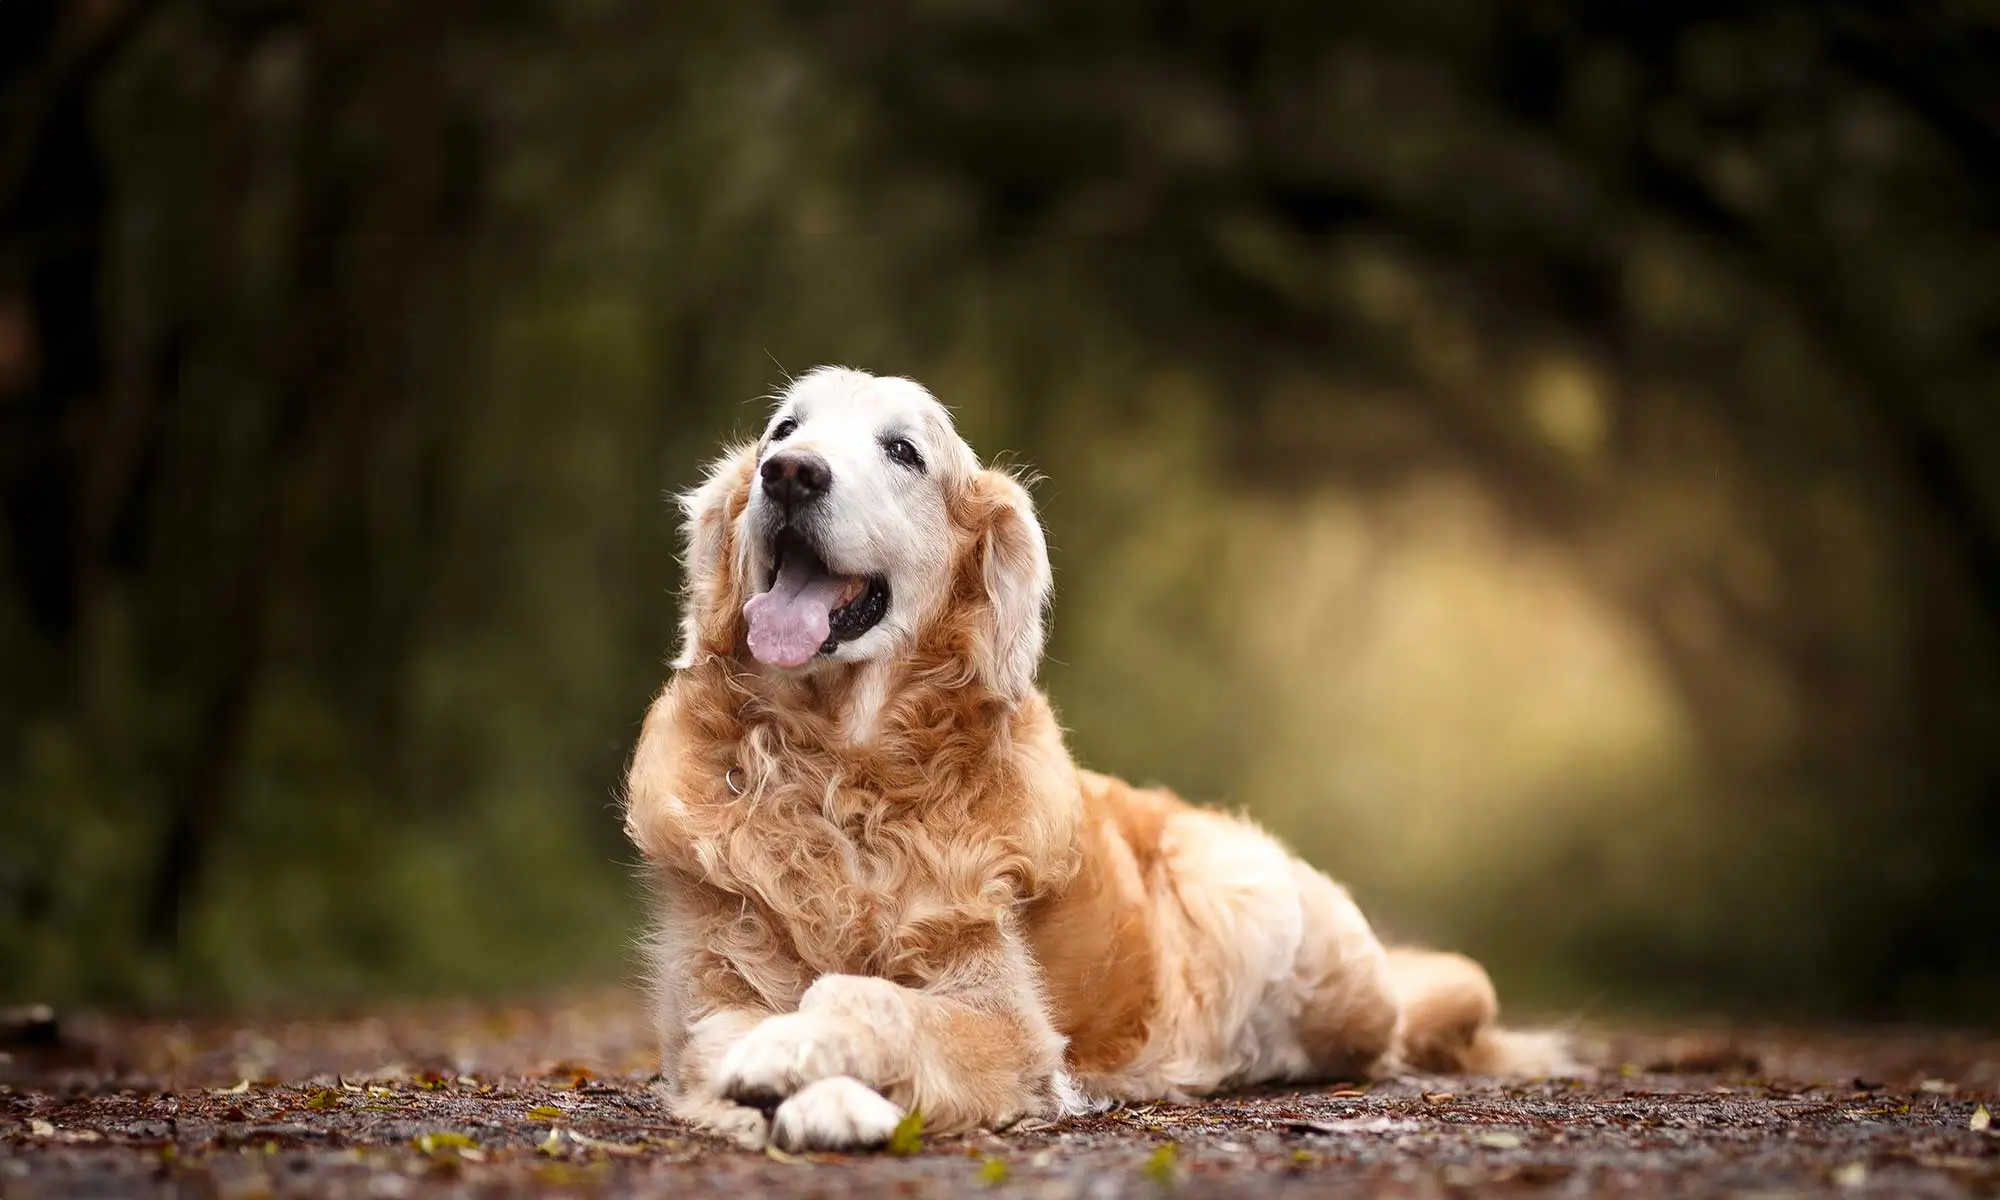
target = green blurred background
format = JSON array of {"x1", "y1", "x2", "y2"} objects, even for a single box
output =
[{"x1": 3, "y1": 1, "x2": 1996, "y2": 1023}]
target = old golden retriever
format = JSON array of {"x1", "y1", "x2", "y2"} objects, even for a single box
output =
[{"x1": 623, "y1": 367, "x2": 1570, "y2": 1152}]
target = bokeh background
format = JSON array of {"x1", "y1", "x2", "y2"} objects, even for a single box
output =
[{"x1": 3, "y1": 0, "x2": 1996, "y2": 1023}]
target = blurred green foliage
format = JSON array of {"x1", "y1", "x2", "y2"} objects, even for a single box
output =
[{"x1": 2, "y1": 0, "x2": 1996, "y2": 1020}]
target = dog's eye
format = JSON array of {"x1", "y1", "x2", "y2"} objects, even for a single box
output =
[
  {"x1": 882, "y1": 437, "x2": 925, "y2": 471},
  {"x1": 770, "y1": 417, "x2": 798, "y2": 442}
]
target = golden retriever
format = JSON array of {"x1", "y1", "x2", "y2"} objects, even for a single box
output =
[{"x1": 623, "y1": 367, "x2": 1570, "y2": 1152}]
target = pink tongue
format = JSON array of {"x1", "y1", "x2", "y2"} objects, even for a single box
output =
[{"x1": 744, "y1": 558, "x2": 856, "y2": 669}]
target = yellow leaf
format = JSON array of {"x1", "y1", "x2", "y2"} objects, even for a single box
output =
[
  {"x1": 306, "y1": 1089, "x2": 342, "y2": 1112},
  {"x1": 528, "y1": 1106, "x2": 565, "y2": 1121},
  {"x1": 887, "y1": 1108, "x2": 925, "y2": 1156},
  {"x1": 215, "y1": 1080, "x2": 251, "y2": 1096},
  {"x1": 1476, "y1": 1132, "x2": 1523, "y2": 1149},
  {"x1": 1142, "y1": 1142, "x2": 1180, "y2": 1186},
  {"x1": 538, "y1": 1128, "x2": 565, "y2": 1156},
  {"x1": 1972, "y1": 1105, "x2": 1991, "y2": 1133},
  {"x1": 1832, "y1": 1162, "x2": 1868, "y2": 1188},
  {"x1": 977, "y1": 1156, "x2": 1010, "y2": 1185},
  {"x1": 415, "y1": 1132, "x2": 477, "y2": 1155},
  {"x1": 764, "y1": 1143, "x2": 808, "y2": 1165}
]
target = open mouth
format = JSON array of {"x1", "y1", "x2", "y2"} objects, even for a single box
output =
[{"x1": 742, "y1": 527, "x2": 890, "y2": 669}]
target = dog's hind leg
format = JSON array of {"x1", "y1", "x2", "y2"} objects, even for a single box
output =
[
  {"x1": 1384, "y1": 947, "x2": 1577, "y2": 1076},
  {"x1": 1383, "y1": 948, "x2": 1498, "y2": 1072},
  {"x1": 1286, "y1": 860, "x2": 1402, "y2": 1081}
]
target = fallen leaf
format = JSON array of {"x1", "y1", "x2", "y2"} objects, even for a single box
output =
[
  {"x1": 1476, "y1": 1132, "x2": 1524, "y2": 1149},
  {"x1": 1142, "y1": 1142, "x2": 1180, "y2": 1186},
  {"x1": 764, "y1": 1143, "x2": 808, "y2": 1165},
  {"x1": 538, "y1": 1128, "x2": 565, "y2": 1156},
  {"x1": 305, "y1": 1089, "x2": 343, "y2": 1112},
  {"x1": 1291, "y1": 1116, "x2": 1419, "y2": 1135},
  {"x1": 527, "y1": 1105, "x2": 565, "y2": 1121},
  {"x1": 887, "y1": 1108, "x2": 925, "y2": 1156},
  {"x1": 1832, "y1": 1161, "x2": 1868, "y2": 1188},
  {"x1": 1284, "y1": 1120, "x2": 1346, "y2": 1135},
  {"x1": 977, "y1": 1156, "x2": 1010, "y2": 1185},
  {"x1": 415, "y1": 1131, "x2": 477, "y2": 1155},
  {"x1": 1422, "y1": 1092, "x2": 1455, "y2": 1104},
  {"x1": 565, "y1": 1130, "x2": 646, "y2": 1157},
  {"x1": 535, "y1": 1160, "x2": 612, "y2": 1186},
  {"x1": 215, "y1": 1079, "x2": 252, "y2": 1096},
  {"x1": 1972, "y1": 1105, "x2": 1991, "y2": 1133},
  {"x1": 28, "y1": 1119, "x2": 55, "y2": 1137}
]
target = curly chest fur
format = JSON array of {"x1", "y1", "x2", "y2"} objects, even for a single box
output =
[
  {"x1": 627, "y1": 673, "x2": 1083, "y2": 1010},
  {"x1": 674, "y1": 764, "x2": 1034, "y2": 991}
]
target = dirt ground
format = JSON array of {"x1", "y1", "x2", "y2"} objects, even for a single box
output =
[{"x1": 3, "y1": 993, "x2": 1996, "y2": 1198}]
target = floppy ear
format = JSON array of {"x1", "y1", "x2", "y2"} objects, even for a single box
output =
[
  {"x1": 672, "y1": 445, "x2": 758, "y2": 668},
  {"x1": 969, "y1": 469, "x2": 1053, "y2": 701}
]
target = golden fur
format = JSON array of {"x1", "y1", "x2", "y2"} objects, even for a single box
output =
[{"x1": 623, "y1": 368, "x2": 1571, "y2": 1152}]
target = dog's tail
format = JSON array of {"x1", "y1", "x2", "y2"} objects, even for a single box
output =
[{"x1": 1385, "y1": 947, "x2": 1580, "y2": 1077}]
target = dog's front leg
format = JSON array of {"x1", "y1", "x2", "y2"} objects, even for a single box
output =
[
  {"x1": 664, "y1": 1008, "x2": 781, "y2": 1149},
  {"x1": 715, "y1": 959, "x2": 1066, "y2": 1151}
]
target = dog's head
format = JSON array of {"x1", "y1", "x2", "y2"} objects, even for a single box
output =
[{"x1": 675, "y1": 367, "x2": 1051, "y2": 702}]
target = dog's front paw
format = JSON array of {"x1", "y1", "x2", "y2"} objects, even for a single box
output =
[
  {"x1": 770, "y1": 1076, "x2": 905, "y2": 1153},
  {"x1": 716, "y1": 1013, "x2": 862, "y2": 1109},
  {"x1": 668, "y1": 1094, "x2": 770, "y2": 1150}
]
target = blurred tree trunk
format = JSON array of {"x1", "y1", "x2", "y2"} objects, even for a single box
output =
[
  {"x1": 0, "y1": 0, "x2": 161, "y2": 653},
  {"x1": 145, "y1": 11, "x2": 347, "y2": 949}
]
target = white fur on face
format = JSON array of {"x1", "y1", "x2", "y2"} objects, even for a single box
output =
[{"x1": 741, "y1": 367, "x2": 979, "y2": 669}]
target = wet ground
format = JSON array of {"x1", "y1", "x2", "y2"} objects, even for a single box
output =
[{"x1": 3, "y1": 994, "x2": 1996, "y2": 1197}]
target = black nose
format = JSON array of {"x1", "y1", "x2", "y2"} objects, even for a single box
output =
[{"x1": 761, "y1": 451, "x2": 832, "y2": 508}]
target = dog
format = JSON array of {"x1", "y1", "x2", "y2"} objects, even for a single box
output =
[{"x1": 622, "y1": 366, "x2": 1571, "y2": 1152}]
